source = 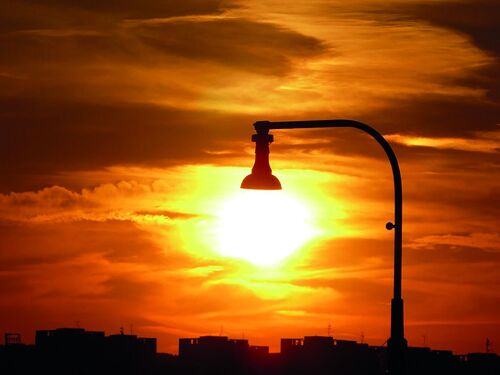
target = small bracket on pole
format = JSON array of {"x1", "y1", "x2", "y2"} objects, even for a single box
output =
[{"x1": 386, "y1": 222, "x2": 395, "y2": 230}]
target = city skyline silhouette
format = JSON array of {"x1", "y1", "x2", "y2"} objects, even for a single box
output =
[{"x1": 2, "y1": 325, "x2": 498, "y2": 374}]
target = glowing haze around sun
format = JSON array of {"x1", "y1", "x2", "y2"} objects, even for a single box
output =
[{"x1": 216, "y1": 190, "x2": 317, "y2": 266}]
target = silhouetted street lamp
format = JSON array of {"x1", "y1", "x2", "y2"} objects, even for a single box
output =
[{"x1": 241, "y1": 119, "x2": 407, "y2": 375}]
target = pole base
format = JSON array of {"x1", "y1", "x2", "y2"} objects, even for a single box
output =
[{"x1": 387, "y1": 336, "x2": 408, "y2": 375}]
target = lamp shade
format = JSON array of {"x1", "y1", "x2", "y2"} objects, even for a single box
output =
[
  {"x1": 240, "y1": 132, "x2": 282, "y2": 190},
  {"x1": 241, "y1": 172, "x2": 282, "y2": 190}
]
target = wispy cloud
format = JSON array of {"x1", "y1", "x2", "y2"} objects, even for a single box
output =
[
  {"x1": 386, "y1": 129, "x2": 500, "y2": 153},
  {"x1": 409, "y1": 232, "x2": 500, "y2": 251}
]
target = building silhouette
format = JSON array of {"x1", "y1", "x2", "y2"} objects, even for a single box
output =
[
  {"x1": 179, "y1": 335, "x2": 274, "y2": 374},
  {"x1": 1, "y1": 327, "x2": 499, "y2": 374},
  {"x1": 2, "y1": 327, "x2": 161, "y2": 375},
  {"x1": 280, "y1": 336, "x2": 383, "y2": 374}
]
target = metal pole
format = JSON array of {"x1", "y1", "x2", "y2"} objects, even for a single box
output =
[{"x1": 254, "y1": 119, "x2": 407, "y2": 374}]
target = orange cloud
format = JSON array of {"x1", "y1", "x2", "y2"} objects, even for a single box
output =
[{"x1": 386, "y1": 130, "x2": 500, "y2": 153}]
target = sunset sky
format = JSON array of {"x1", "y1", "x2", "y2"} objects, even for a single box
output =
[{"x1": 1, "y1": 0, "x2": 499, "y2": 354}]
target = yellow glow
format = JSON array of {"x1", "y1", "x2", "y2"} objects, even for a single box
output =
[{"x1": 216, "y1": 189, "x2": 317, "y2": 266}]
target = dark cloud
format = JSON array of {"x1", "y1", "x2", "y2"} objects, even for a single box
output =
[
  {"x1": 0, "y1": 31, "x2": 133, "y2": 66},
  {"x1": 293, "y1": 100, "x2": 494, "y2": 162},
  {"x1": 366, "y1": 95, "x2": 500, "y2": 137},
  {"x1": 455, "y1": 63, "x2": 500, "y2": 102},
  {"x1": 64, "y1": 0, "x2": 225, "y2": 18},
  {"x1": 358, "y1": 0, "x2": 499, "y2": 58},
  {"x1": 1, "y1": 0, "x2": 230, "y2": 32},
  {"x1": 135, "y1": 18, "x2": 327, "y2": 75},
  {"x1": 0, "y1": 10, "x2": 328, "y2": 193},
  {"x1": 376, "y1": 0, "x2": 500, "y2": 101},
  {"x1": 265, "y1": 94, "x2": 500, "y2": 160},
  {"x1": 0, "y1": 17, "x2": 326, "y2": 76},
  {"x1": 403, "y1": 0, "x2": 500, "y2": 58},
  {"x1": 0, "y1": 97, "x2": 253, "y2": 192},
  {"x1": 323, "y1": 0, "x2": 499, "y2": 58},
  {"x1": 28, "y1": 0, "x2": 229, "y2": 19}
]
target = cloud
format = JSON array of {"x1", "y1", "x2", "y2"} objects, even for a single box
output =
[
  {"x1": 0, "y1": 10, "x2": 328, "y2": 192},
  {"x1": 0, "y1": 98, "x2": 254, "y2": 192},
  {"x1": 35, "y1": 0, "x2": 230, "y2": 19},
  {"x1": 408, "y1": 232, "x2": 500, "y2": 252},
  {"x1": 364, "y1": 95, "x2": 500, "y2": 137},
  {"x1": 134, "y1": 210, "x2": 201, "y2": 220},
  {"x1": 0, "y1": 180, "x2": 201, "y2": 223},
  {"x1": 386, "y1": 130, "x2": 500, "y2": 153},
  {"x1": 0, "y1": 220, "x2": 169, "y2": 269},
  {"x1": 2, "y1": 1, "x2": 497, "y2": 197},
  {"x1": 376, "y1": 0, "x2": 500, "y2": 101},
  {"x1": 0, "y1": 0, "x2": 231, "y2": 33},
  {"x1": 0, "y1": 15, "x2": 326, "y2": 75},
  {"x1": 400, "y1": 0, "x2": 500, "y2": 58},
  {"x1": 132, "y1": 17, "x2": 327, "y2": 75}
]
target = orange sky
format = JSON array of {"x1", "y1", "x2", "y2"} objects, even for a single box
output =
[{"x1": 0, "y1": 0, "x2": 499, "y2": 354}]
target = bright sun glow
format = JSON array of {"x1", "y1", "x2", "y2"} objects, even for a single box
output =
[{"x1": 216, "y1": 190, "x2": 317, "y2": 266}]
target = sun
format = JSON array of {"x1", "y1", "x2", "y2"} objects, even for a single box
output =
[{"x1": 215, "y1": 190, "x2": 317, "y2": 266}]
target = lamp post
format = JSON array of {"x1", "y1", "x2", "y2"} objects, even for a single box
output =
[{"x1": 241, "y1": 119, "x2": 407, "y2": 374}]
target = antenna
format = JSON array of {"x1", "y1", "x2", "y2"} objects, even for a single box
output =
[
  {"x1": 130, "y1": 324, "x2": 134, "y2": 335},
  {"x1": 486, "y1": 338, "x2": 491, "y2": 353},
  {"x1": 361, "y1": 332, "x2": 365, "y2": 344},
  {"x1": 422, "y1": 335, "x2": 427, "y2": 347},
  {"x1": 120, "y1": 326, "x2": 124, "y2": 335},
  {"x1": 327, "y1": 322, "x2": 332, "y2": 337}
]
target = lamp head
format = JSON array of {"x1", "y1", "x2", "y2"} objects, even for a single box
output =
[
  {"x1": 240, "y1": 171, "x2": 282, "y2": 190},
  {"x1": 241, "y1": 132, "x2": 282, "y2": 190}
]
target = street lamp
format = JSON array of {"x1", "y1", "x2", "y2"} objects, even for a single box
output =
[{"x1": 241, "y1": 119, "x2": 408, "y2": 374}]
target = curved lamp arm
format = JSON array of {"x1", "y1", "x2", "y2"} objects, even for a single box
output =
[{"x1": 254, "y1": 120, "x2": 402, "y2": 300}]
